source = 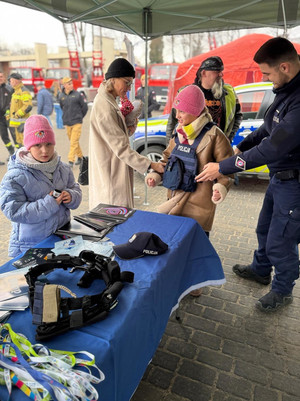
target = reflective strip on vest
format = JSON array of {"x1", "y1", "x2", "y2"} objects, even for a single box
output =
[
  {"x1": 224, "y1": 84, "x2": 236, "y2": 133},
  {"x1": 12, "y1": 93, "x2": 32, "y2": 102},
  {"x1": 10, "y1": 117, "x2": 27, "y2": 126}
]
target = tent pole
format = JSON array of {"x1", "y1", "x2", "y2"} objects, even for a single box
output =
[
  {"x1": 280, "y1": 0, "x2": 287, "y2": 37},
  {"x1": 143, "y1": 9, "x2": 150, "y2": 205}
]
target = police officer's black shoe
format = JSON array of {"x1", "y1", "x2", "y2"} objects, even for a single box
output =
[
  {"x1": 69, "y1": 161, "x2": 74, "y2": 168},
  {"x1": 75, "y1": 157, "x2": 82, "y2": 165},
  {"x1": 256, "y1": 290, "x2": 293, "y2": 312},
  {"x1": 232, "y1": 264, "x2": 271, "y2": 285},
  {"x1": 0, "y1": 160, "x2": 5, "y2": 166}
]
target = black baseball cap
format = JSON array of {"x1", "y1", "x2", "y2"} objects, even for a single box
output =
[
  {"x1": 113, "y1": 232, "x2": 168, "y2": 260},
  {"x1": 199, "y1": 56, "x2": 224, "y2": 71},
  {"x1": 9, "y1": 72, "x2": 23, "y2": 80}
]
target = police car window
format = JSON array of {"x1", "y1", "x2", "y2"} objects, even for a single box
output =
[{"x1": 237, "y1": 90, "x2": 265, "y2": 120}]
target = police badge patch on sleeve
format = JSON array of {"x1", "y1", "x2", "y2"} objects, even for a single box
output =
[{"x1": 235, "y1": 156, "x2": 246, "y2": 170}]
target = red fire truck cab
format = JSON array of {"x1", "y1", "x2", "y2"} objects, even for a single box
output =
[
  {"x1": 148, "y1": 63, "x2": 179, "y2": 106},
  {"x1": 44, "y1": 67, "x2": 83, "y2": 90}
]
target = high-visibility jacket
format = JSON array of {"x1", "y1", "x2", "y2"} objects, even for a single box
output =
[{"x1": 9, "y1": 83, "x2": 32, "y2": 128}]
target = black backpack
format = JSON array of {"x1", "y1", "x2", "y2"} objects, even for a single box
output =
[{"x1": 163, "y1": 122, "x2": 214, "y2": 192}]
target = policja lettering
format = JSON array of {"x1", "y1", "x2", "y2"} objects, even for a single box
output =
[{"x1": 177, "y1": 145, "x2": 191, "y2": 153}]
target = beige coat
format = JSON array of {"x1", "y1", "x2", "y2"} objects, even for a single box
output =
[
  {"x1": 146, "y1": 110, "x2": 233, "y2": 232},
  {"x1": 89, "y1": 82, "x2": 150, "y2": 209}
]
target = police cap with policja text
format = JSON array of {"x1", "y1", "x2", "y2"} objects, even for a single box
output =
[{"x1": 113, "y1": 232, "x2": 168, "y2": 260}]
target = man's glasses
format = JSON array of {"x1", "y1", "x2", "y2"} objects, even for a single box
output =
[{"x1": 121, "y1": 78, "x2": 133, "y2": 87}]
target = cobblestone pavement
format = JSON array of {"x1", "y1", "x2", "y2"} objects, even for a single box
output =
[{"x1": 0, "y1": 108, "x2": 299, "y2": 401}]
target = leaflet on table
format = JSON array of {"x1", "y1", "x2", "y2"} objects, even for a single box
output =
[
  {"x1": 13, "y1": 248, "x2": 53, "y2": 269},
  {"x1": 0, "y1": 311, "x2": 11, "y2": 323},
  {"x1": 0, "y1": 295, "x2": 29, "y2": 310},
  {"x1": 55, "y1": 219, "x2": 111, "y2": 240},
  {"x1": 52, "y1": 235, "x2": 115, "y2": 257},
  {"x1": 74, "y1": 213, "x2": 117, "y2": 231},
  {"x1": 89, "y1": 203, "x2": 135, "y2": 222},
  {"x1": 0, "y1": 267, "x2": 29, "y2": 302}
]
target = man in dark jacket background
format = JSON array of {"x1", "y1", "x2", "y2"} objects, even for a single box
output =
[
  {"x1": 136, "y1": 74, "x2": 160, "y2": 118},
  {"x1": 197, "y1": 37, "x2": 300, "y2": 312},
  {"x1": 0, "y1": 71, "x2": 14, "y2": 163},
  {"x1": 60, "y1": 77, "x2": 88, "y2": 167},
  {"x1": 37, "y1": 84, "x2": 54, "y2": 125}
]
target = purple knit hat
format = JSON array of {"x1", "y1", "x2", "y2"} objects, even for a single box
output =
[
  {"x1": 173, "y1": 85, "x2": 205, "y2": 116},
  {"x1": 23, "y1": 115, "x2": 56, "y2": 150}
]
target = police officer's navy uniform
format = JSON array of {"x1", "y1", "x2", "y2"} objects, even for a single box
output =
[{"x1": 220, "y1": 71, "x2": 300, "y2": 295}]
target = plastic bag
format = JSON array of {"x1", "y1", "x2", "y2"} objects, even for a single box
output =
[{"x1": 78, "y1": 156, "x2": 89, "y2": 185}]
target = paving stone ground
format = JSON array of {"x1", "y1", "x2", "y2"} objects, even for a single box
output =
[{"x1": 0, "y1": 107, "x2": 299, "y2": 401}]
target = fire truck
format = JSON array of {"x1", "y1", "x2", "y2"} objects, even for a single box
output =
[{"x1": 148, "y1": 63, "x2": 179, "y2": 105}]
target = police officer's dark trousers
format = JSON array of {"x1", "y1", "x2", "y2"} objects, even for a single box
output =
[{"x1": 251, "y1": 175, "x2": 300, "y2": 295}]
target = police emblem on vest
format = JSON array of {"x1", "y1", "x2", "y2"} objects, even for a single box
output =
[{"x1": 163, "y1": 122, "x2": 214, "y2": 192}]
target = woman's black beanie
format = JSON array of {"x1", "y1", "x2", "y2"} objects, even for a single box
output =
[{"x1": 105, "y1": 58, "x2": 135, "y2": 80}]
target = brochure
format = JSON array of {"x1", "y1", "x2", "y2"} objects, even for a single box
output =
[
  {"x1": 55, "y1": 219, "x2": 110, "y2": 240},
  {"x1": 0, "y1": 295, "x2": 29, "y2": 311},
  {"x1": 13, "y1": 248, "x2": 53, "y2": 269},
  {"x1": 89, "y1": 203, "x2": 135, "y2": 222},
  {"x1": 0, "y1": 267, "x2": 29, "y2": 302},
  {"x1": 74, "y1": 213, "x2": 116, "y2": 232}
]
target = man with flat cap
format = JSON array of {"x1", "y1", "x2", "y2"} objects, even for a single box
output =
[
  {"x1": 9, "y1": 72, "x2": 32, "y2": 147},
  {"x1": 166, "y1": 56, "x2": 242, "y2": 145}
]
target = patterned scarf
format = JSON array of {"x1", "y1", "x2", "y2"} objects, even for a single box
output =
[{"x1": 16, "y1": 148, "x2": 59, "y2": 181}]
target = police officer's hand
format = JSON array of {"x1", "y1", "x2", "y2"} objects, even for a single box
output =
[
  {"x1": 196, "y1": 163, "x2": 221, "y2": 182},
  {"x1": 234, "y1": 147, "x2": 242, "y2": 155},
  {"x1": 151, "y1": 161, "x2": 166, "y2": 174}
]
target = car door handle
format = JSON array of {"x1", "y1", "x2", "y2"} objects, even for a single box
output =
[{"x1": 239, "y1": 129, "x2": 253, "y2": 137}]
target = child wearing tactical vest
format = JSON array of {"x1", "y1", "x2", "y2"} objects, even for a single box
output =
[
  {"x1": 0, "y1": 115, "x2": 82, "y2": 258},
  {"x1": 146, "y1": 85, "x2": 233, "y2": 295}
]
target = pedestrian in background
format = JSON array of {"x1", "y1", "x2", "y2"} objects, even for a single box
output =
[
  {"x1": 0, "y1": 71, "x2": 14, "y2": 164},
  {"x1": 9, "y1": 72, "x2": 32, "y2": 148},
  {"x1": 135, "y1": 74, "x2": 160, "y2": 118},
  {"x1": 50, "y1": 80, "x2": 64, "y2": 129},
  {"x1": 37, "y1": 84, "x2": 54, "y2": 126},
  {"x1": 197, "y1": 37, "x2": 300, "y2": 312},
  {"x1": 59, "y1": 77, "x2": 88, "y2": 167},
  {"x1": 89, "y1": 58, "x2": 165, "y2": 209}
]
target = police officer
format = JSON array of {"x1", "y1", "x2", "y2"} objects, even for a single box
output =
[
  {"x1": 196, "y1": 37, "x2": 300, "y2": 312},
  {"x1": 135, "y1": 74, "x2": 160, "y2": 118}
]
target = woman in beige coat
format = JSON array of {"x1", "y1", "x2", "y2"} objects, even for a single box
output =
[
  {"x1": 89, "y1": 58, "x2": 164, "y2": 209},
  {"x1": 146, "y1": 85, "x2": 233, "y2": 235}
]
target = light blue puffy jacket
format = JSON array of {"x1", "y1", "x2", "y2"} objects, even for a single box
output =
[{"x1": 0, "y1": 154, "x2": 82, "y2": 257}]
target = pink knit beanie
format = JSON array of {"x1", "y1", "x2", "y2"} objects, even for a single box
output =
[
  {"x1": 23, "y1": 115, "x2": 56, "y2": 150},
  {"x1": 173, "y1": 85, "x2": 205, "y2": 116}
]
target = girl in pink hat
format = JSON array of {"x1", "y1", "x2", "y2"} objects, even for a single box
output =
[
  {"x1": 0, "y1": 115, "x2": 82, "y2": 257},
  {"x1": 146, "y1": 85, "x2": 233, "y2": 296}
]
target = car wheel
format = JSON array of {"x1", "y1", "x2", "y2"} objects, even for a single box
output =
[{"x1": 141, "y1": 145, "x2": 164, "y2": 162}]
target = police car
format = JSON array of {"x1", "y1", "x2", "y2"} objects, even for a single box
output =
[{"x1": 133, "y1": 82, "x2": 275, "y2": 176}]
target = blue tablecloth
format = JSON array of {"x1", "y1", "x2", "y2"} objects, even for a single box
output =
[{"x1": 0, "y1": 210, "x2": 225, "y2": 401}]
